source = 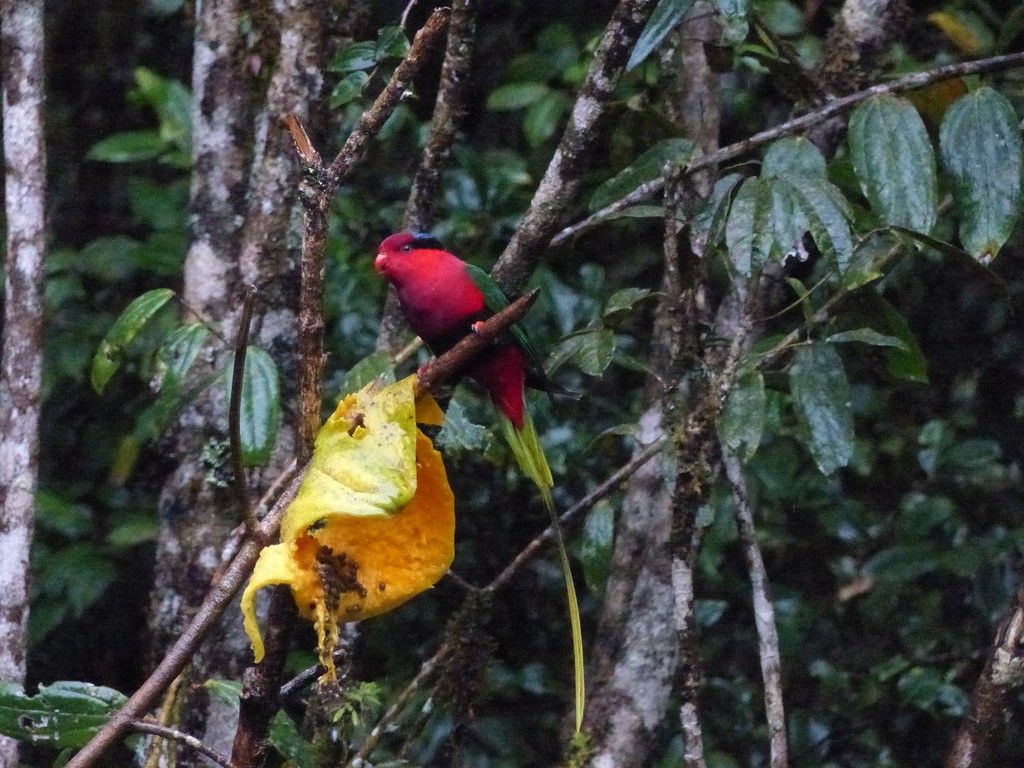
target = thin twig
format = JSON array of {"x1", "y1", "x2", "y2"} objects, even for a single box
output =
[
  {"x1": 724, "y1": 450, "x2": 788, "y2": 768},
  {"x1": 552, "y1": 50, "x2": 1024, "y2": 245},
  {"x1": 489, "y1": 437, "x2": 665, "y2": 592},
  {"x1": 129, "y1": 720, "x2": 233, "y2": 768},
  {"x1": 229, "y1": 287, "x2": 261, "y2": 540},
  {"x1": 324, "y1": 9, "x2": 451, "y2": 189}
]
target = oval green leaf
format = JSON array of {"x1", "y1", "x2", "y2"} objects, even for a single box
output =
[
  {"x1": 777, "y1": 174, "x2": 854, "y2": 272},
  {"x1": 487, "y1": 82, "x2": 551, "y2": 111},
  {"x1": 849, "y1": 95, "x2": 938, "y2": 233},
  {"x1": 939, "y1": 86, "x2": 1024, "y2": 262},
  {"x1": 0, "y1": 681, "x2": 127, "y2": 749},
  {"x1": 789, "y1": 343, "x2": 854, "y2": 474},
  {"x1": 232, "y1": 346, "x2": 282, "y2": 466},
  {"x1": 725, "y1": 176, "x2": 773, "y2": 275},
  {"x1": 86, "y1": 130, "x2": 165, "y2": 163},
  {"x1": 91, "y1": 288, "x2": 175, "y2": 394},
  {"x1": 762, "y1": 136, "x2": 827, "y2": 179}
]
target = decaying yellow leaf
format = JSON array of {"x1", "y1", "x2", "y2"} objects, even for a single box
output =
[{"x1": 242, "y1": 376, "x2": 454, "y2": 676}]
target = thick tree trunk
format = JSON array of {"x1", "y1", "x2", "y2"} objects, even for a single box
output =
[
  {"x1": 0, "y1": 1, "x2": 47, "y2": 765},
  {"x1": 146, "y1": 1, "x2": 326, "y2": 762}
]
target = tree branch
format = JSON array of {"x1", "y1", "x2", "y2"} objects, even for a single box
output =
[
  {"x1": 724, "y1": 450, "x2": 788, "y2": 768},
  {"x1": 944, "y1": 585, "x2": 1024, "y2": 768},
  {"x1": 552, "y1": 51, "x2": 1024, "y2": 245},
  {"x1": 130, "y1": 721, "x2": 234, "y2": 768},
  {"x1": 0, "y1": 2, "x2": 46, "y2": 765}
]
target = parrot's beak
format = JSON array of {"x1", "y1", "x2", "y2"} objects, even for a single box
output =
[{"x1": 374, "y1": 252, "x2": 388, "y2": 273}]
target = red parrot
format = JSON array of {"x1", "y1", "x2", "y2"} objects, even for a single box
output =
[{"x1": 375, "y1": 231, "x2": 584, "y2": 730}]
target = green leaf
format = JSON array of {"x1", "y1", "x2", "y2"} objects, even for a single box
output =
[
  {"x1": 106, "y1": 513, "x2": 159, "y2": 548},
  {"x1": 204, "y1": 679, "x2": 243, "y2": 711},
  {"x1": 330, "y1": 71, "x2": 370, "y2": 107},
  {"x1": 692, "y1": 172, "x2": 743, "y2": 251},
  {"x1": 574, "y1": 500, "x2": 615, "y2": 592},
  {"x1": 0, "y1": 681, "x2": 127, "y2": 749},
  {"x1": 604, "y1": 287, "x2": 656, "y2": 323},
  {"x1": 777, "y1": 174, "x2": 854, "y2": 272},
  {"x1": 725, "y1": 176, "x2": 773, "y2": 275},
  {"x1": 230, "y1": 347, "x2": 282, "y2": 466},
  {"x1": 589, "y1": 138, "x2": 697, "y2": 212},
  {"x1": 626, "y1": 0, "x2": 697, "y2": 70},
  {"x1": 878, "y1": 298, "x2": 928, "y2": 383},
  {"x1": 714, "y1": 0, "x2": 751, "y2": 43},
  {"x1": 848, "y1": 95, "x2": 937, "y2": 233},
  {"x1": 548, "y1": 328, "x2": 616, "y2": 377},
  {"x1": 487, "y1": 82, "x2": 551, "y2": 111},
  {"x1": 436, "y1": 396, "x2": 489, "y2": 455},
  {"x1": 329, "y1": 41, "x2": 378, "y2": 72},
  {"x1": 376, "y1": 26, "x2": 410, "y2": 59},
  {"x1": 789, "y1": 343, "x2": 854, "y2": 474},
  {"x1": 37, "y1": 544, "x2": 117, "y2": 616},
  {"x1": 826, "y1": 328, "x2": 909, "y2": 350},
  {"x1": 720, "y1": 368, "x2": 765, "y2": 461},
  {"x1": 269, "y1": 711, "x2": 315, "y2": 768},
  {"x1": 86, "y1": 130, "x2": 165, "y2": 163},
  {"x1": 523, "y1": 91, "x2": 570, "y2": 147},
  {"x1": 91, "y1": 288, "x2": 175, "y2": 394},
  {"x1": 939, "y1": 87, "x2": 1023, "y2": 262},
  {"x1": 342, "y1": 352, "x2": 396, "y2": 396},
  {"x1": 767, "y1": 176, "x2": 810, "y2": 259},
  {"x1": 762, "y1": 136, "x2": 826, "y2": 178}
]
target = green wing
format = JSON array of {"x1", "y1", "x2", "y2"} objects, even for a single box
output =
[{"x1": 465, "y1": 264, "x2": 549, "y2": 384}]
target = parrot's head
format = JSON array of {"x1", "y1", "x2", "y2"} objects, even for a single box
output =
[{"x1": 375, "y1": 232, "x2": 445, "y2": 285}]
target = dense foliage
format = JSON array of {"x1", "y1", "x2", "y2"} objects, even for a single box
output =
[{"x1": 3, "y1": 0, "x2": 1024, "y2": 766}]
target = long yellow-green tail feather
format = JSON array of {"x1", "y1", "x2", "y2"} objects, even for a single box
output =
[{"x1": 499, "y1": 411, "x2": 586, "y2": 733}]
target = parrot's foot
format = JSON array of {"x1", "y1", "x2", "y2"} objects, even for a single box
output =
[{"x1": 471, "y1": 321, "x2": 486, "y2": 333}]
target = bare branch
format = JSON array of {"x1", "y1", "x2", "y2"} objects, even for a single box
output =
[
  {"x1": 323, "y1": 9, "x2": 452, "y2": 188},
  {"x1": 724, "y1": 450, "x2": 788, "y2": 768},
  {"x1": 0, "y1": 2, "x2": 46, "y2": 764},
  {"x1": 552, "y1": 51, "x2": 1024, "y2": 245},
  {"x1": 229, "y1": 287, "x2": 262, "y2": 540},
  {"x1": 130, "y1": 721, "x2": 234, "y2": 768}
]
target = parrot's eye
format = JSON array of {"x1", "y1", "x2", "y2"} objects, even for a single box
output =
[{"x1": 400, "y1": 244, "x2": 412, "y2": 252}]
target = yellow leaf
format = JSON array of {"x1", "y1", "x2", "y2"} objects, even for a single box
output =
[{"x1": 242, "y1": 376, "x2": 454, "y2": 672}]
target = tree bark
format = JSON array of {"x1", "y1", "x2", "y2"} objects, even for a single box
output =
[
  {"x1": 0, "y1": 1, "x2": 47, "y2": 765},
  {"x1": 147, "y1": 2, "x2": 326, "y2": 763}
]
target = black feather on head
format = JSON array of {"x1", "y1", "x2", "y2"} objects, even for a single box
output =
[{"x1": 410, "y1": 233, "x2": 444, "y2": 250}]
